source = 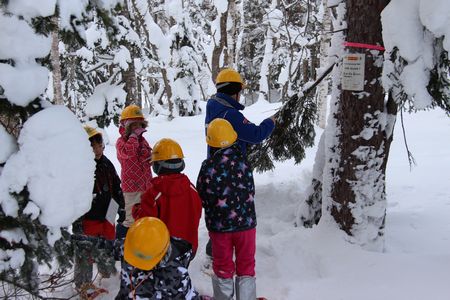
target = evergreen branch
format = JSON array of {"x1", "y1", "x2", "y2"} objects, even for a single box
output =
[{"x1": 248, "y1": 63, "x2": 336, "y2": 172}]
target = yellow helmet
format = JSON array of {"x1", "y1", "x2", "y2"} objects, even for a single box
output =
[
  {"x1": 83, "y1": 125, "x2": 101, "y2": 138},
  {"x1": 120, "y1": 104, "x2": 144, "y2": 122},
  {"x1": 206, "y1": 118, "x2": 238, "y2": 148},
  {"x1": 124, "y1": 217, "x2": 170, "y2": 271},
  {"x1": 215, "y1": 68, "x2": 245, "y2": 86},
  {"x1": 151, "y1": 138, "x2": 185, "y2": 162}
]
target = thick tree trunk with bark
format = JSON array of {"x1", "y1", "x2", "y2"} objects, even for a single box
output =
[
  {"x1": 330, "y1": 0, "x2": 393, "y2": 248},
  {"x1": 297, "y1": 0, "x2": 397, "y2": 250}
]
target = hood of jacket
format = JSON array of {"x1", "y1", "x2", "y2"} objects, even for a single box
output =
[
  {"x1": 150, "y1": 173, "x2": 191, "y2": 197},
  {"x1": 213, "y1": 92, "x2": 245, "y2": 110},
  {"x1": 119, "y1": 124, "x2": 126, "y2": 137}
]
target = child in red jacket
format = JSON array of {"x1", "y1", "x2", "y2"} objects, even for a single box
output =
[
  {"x1": 116, "y1": 105, "x2": 153, "y2": 234},
  {"x1": 132, "y1": 138, "x2": 202, "y2": 255}
]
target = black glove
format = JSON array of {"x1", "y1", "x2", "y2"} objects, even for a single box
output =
[
  {"x1": 117, "y1": 208, "x2": 126, "y2": 223},
  {"x1": 72, "y1": 218, "x2": 83, "y2": 235}
]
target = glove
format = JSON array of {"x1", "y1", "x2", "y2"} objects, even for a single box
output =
[
  {"x1": 72, "y1": 218, "x2": 83, "y2": 235},
  {"x1": 117, "y1": 208, "x2": 125, "y2": 223},
  {"x1": 270, "y1": 111, "x2": 279, "y2": 124},
  {"x1": 133, "y1": 127, "x2": 147, "y2": 136}
]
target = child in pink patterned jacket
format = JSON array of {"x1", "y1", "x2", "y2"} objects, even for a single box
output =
[{"x1": 116, "y1": 104, "x2": 153, "y2": 235}]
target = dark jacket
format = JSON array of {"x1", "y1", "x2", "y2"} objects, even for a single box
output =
[
  {"x1": 196, "y1": 143, "x2": 256, "y2": 233},
  {"x1": 205, "y1": 92, "x2": 275, "y2": 157},
  {"x1": 116, "y1": 237, "x2": 200, "y2": 300},
  {"x1": 84, "y1": 155, "x2": 124, "y2": 220}
]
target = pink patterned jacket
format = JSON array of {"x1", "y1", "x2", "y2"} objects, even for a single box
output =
[{"x1": 116, "y1": 127, "x2": 153, "y2": 192}]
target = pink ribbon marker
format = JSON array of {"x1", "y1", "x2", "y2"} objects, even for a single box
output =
[{"x1": 344, "y1": 42, "x2": 385, "y2": 51}]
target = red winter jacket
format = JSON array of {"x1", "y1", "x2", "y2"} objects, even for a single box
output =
[
  {"x1": 133, "y1": 173, "x2": 202, "y2": 253},
  {"x1": 116, "y1": 126, "x2": 153, "y2": 192}
]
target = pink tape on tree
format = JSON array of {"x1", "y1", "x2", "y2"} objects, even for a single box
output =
[{"x1": 344, "y1": 42, "x2": 385, "y2": 51}]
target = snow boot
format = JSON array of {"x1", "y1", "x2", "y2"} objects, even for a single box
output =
[
  {"x1": 235, "y1": 276, "x2": 256, "y2": 300},
  {"x1": 212, "y1": 275, "x2": 234, "y2": 300}
]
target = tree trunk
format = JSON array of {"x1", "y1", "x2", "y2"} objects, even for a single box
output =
[
  {"x1": 329, "y1": 0, "x2": 393, "y2": 249},
  {"x1": 226, "y1": 0, "x2": 238, "y2": 67},
  {"x1": 122, "y1": 61, "x2": 138, "y2": 106},
  {"x1": 258, "y1": 31, "x2": 274, "y2": 102},
  {"x1": 211, "y1": 6, "x2": 229, "y2": 81},
  {"x1": 50, "y1": 15, "x2": 63, "y2": 105},
  {"x1": 258, "y1": 0, "x2": 279, "y2": 103},
  {"x1": 317, "y1": 0, "x2": 332, "y2": 129},
  {"x1": 160, "y1": 67, "x2": 174, "y2": 119}
]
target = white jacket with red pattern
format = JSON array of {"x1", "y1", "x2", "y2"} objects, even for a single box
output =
[{"x1": 116, "y1": 127, "x2": 153, "y2": 192}]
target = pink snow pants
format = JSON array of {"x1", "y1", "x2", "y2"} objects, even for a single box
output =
[{"x1": 209, "y1": 228, "x2": 256, "y2": 279}]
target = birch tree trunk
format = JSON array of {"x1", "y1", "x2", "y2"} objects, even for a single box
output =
[
  {"x1": 226, "y1": 0, "x2": 238, "y2": 67},
  {"x1": 50, "y1": 15, "x2": 63, "y2": 105},
  {"x1": 317, "y1": 0, "x2": 332, "y2": 129},
  {"x1": 258, "y1": 0, "x2": 277, "y2": 103}
]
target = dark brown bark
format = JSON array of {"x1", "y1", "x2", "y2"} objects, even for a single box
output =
[
  {"x1": 330, "y1": 0, "x2": 392, "y2": 235},
  {"x1": 211, "y1": 7, "x2": 229, "y2": 82}
]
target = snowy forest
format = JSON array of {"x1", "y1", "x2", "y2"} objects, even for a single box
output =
[{"x1": 1, "y1": 0, "x2": 449, "y2": 299}]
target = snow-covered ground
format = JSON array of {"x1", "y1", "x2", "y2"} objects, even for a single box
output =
[{"x1": 94, "y1": 100, "x2": 449, "y2": 300}]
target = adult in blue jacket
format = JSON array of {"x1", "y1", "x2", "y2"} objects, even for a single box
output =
[
  {"x1": 205, "y1": 68, "x2": 276, "y2": 158},
  {"x1": 203, "y1": 68, "x2": 276, "y2": 261}
]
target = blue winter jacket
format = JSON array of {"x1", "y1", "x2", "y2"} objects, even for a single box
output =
[{"x1": 205, "y1": 93, "x2": 275, "y2": 157}]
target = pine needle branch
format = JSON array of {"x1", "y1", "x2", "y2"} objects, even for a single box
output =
[{"x1": 248, "y1": 63, "x2": 336, "y2": 171}]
